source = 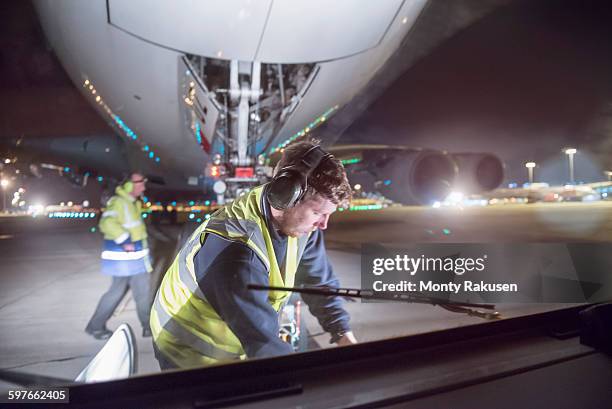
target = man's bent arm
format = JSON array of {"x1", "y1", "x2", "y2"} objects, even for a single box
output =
[
  {"x1": 194, "y1": 235, "x2": 293, "y2": 358},
  {"x1": 296, "y1": 230, "x2": 351, "y2": 338}
]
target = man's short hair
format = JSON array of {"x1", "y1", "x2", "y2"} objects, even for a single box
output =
[{"x1": 275, "y1": 140, "x2": 352, "y2": 207}]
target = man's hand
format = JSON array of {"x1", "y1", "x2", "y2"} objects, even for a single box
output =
[
  {"x1": 335, "y1": 331, "x2": 357, "y2": 346},
  {"x1": 122, "y1": 243, "x2": 136, "y2": 252}
]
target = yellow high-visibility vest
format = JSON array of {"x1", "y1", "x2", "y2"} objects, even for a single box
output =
[{"x1": 151, "y1": 186, "x2": 308, "y2": 368}]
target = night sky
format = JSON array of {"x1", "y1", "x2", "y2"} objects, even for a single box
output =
[
  {"x1": 0, "y1": 1, "x2": 112, "y2": 138},
  {"x1": 339, "y1": 0, "x2": 612, "y2": 185},
  {"x1": 1, "y1": 0, "x2": 611, "y2": 201}
]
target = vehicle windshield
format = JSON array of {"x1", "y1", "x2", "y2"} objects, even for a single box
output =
[{"x1": 1, "y1": 0, "x2": 611, "y2": 395}]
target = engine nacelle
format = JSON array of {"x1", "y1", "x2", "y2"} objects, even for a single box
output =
[
  {"x1": 451, "y1": 153, "x2": 504, "y2": 194},
  {"x1": 349, "y1": 149, "x2": 457, "y2": 205}
]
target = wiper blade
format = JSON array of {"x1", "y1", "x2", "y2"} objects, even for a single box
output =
[{"x1": 248, "y1": 284, "x2": 500, "y2": 320}]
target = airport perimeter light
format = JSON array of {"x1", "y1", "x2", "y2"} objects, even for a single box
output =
[
  {"x1": 564, "y1": 148, "x2": 577, "y2": 184},
  {"x1": 525, "y1": 162, "x2": 536, "y2": 184}
]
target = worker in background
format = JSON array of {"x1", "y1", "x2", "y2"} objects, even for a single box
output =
[
  {"x1": 151, "y1": 140, "x2": 357, "y2": 369},
  {"x1": 85, "y1": 172, "x2": 152, "y2": 340}
]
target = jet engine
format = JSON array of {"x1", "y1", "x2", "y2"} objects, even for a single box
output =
[
  {"x1": 376, "y1": 150, "x2": 457, "y2": 205},
  {"x1": 346, "y1": 149, "x2": 457, "y2": 205},
  {"x1": 451, "y1": 153, "x2": 504, "y2": 194},
  {"x1": 338, "y1": 145, "x2": 504, "y2": 205}
]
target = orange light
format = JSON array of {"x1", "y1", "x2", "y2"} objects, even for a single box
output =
[{"x1": 210, "y1": 165, "x2": 220, "y2": 177}]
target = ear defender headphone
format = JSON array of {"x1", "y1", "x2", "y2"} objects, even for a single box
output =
[
  {"x1": 123, "y1": 179, "x2": 134, "y2": 194},
  {"x1": 266, "y1": 145, "x2": 332, "y2": 210},
  {"x1": 119, "y1": 174, "x2": 134, "y2": 193}
]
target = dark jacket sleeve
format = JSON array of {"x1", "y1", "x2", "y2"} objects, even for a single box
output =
[
  {"x1": 194, "y1": 233, "x2": 293, "y2": 358},
  {"x1": 295, "y1": 229, "x2": 351, "y2": 336}
]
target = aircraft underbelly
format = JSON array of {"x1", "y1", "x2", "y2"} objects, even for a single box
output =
[
  {"x1": 32, "y1": 0, "x2": 427, "y2": 185},
  {"x1": 34, "y1": 0, "x2": 208, "y2": 179},
  {"x1": 107, "y1": 0, "x2": 409, "y2": 63}
]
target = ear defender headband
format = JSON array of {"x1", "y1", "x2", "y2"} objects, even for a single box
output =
[{"x1": 267, "y1": 145, "x2": 332, "y2": 210}]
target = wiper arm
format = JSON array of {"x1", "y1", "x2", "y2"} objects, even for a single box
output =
[{"x1": 248, "y1": 284, "x2": 500, "y2": 320}]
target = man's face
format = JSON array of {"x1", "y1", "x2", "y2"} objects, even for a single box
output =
[
  {"x1": 277, "y1": 194, "x2": 337, "y2": 237},
  {"x1": 130, "y1": 173, "x2": 147, "y2": 198}
]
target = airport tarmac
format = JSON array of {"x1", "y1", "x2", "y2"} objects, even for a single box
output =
[
  {"x1": 325, "y1": 201, "x2": 612, "y2": 246},
  {"x1": 1, "y1": 201, "x2": 609, "y2": 392}
]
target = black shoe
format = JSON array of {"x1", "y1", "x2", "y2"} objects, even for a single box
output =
[
  {"x1": 85, "y1": 327, "x2": 113, "y2": 340},
  {"x1": 142, "y1": 328, "x2": 152, "y2": 338}
]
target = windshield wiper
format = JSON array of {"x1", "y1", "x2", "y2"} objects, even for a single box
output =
[{"x1": 248, "y1": 284, "x2": 500, "y2": 320}]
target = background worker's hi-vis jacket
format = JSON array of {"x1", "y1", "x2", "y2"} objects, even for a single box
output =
[
  {"x1": 151, "y1": 186, "x2": 314, "y2": 368},
  {"x1": 99, "y1": 184, "x2": 151, "y2": 276}
]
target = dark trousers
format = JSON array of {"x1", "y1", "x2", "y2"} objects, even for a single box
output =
[{"x1": 86, "y1": 274, "x2": 151, "y2": 331}]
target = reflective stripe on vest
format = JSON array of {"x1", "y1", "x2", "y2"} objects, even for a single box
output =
[
  {"x1": 101, "y1": 248, "x2": 149, "y2": 261},
  {"x1": 152, "y1": 186, "x2": 309, "y2": 367},
  {"x1": 175, "y1": 231, "x2": 207, "y2": 300},
  {"x1": 152, "y1": 297, "x2": 240, "y2": 360},
  {"x1": 206, "y1": 217, "x2": 270, "y2": 270}
]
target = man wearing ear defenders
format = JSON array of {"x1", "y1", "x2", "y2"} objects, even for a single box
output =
[
  {"x1": 85, "y1": 172, "x2": 153, "y2": 340},
  {"x1": 151, "y1": 141, "x2": 357, "y2": 369}
]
